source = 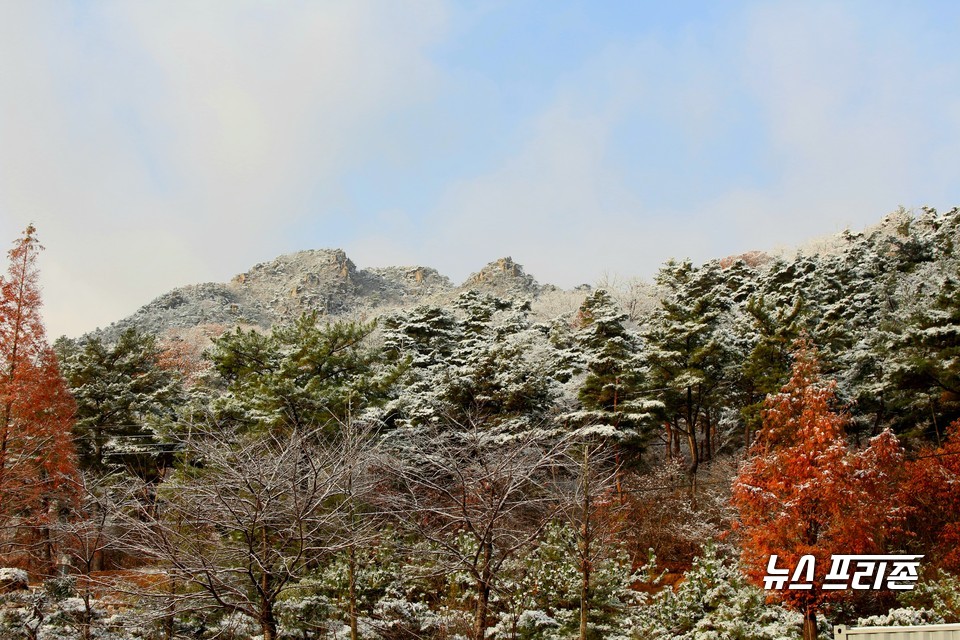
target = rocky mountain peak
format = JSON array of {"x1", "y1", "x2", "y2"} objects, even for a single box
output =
[
  {"x1": 462, "y1": 257, "x2": 541, "y2": 297},
  {"x1": 232, "y1": 249, "x2": 357, "y2": 287},
  {"x1": 90, "y1": 247, "x2": 563, "y2": 343}
]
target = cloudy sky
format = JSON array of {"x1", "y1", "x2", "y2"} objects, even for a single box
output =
[{"x1": 1, "y1": 1, "x2": 959, "y2": 337}]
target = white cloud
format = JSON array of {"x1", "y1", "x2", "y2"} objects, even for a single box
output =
[
  {"x1": 0, "y1": 1, "x2": 448, "y2": 336},
  {"x1": 413, "y1": 103, "x2": 705, "y2": 287},
  {"x1": 3, "y1": 1, "x2": 958, "y2": 337},
  {"x1": 698, "y1": 1, "x2": 960, "y2": 250},
  {"x1": 358, "y1": 2, "x2": 960, "y2": 288}
]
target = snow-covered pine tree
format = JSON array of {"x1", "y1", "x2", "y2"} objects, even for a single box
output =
[
  {"x1": 55, "y1": 328, "x2": 182, "y2": 477},
  {"x1": 385, "y1": 292, "x2": 561, "y2": 435},
  {"x1": 642, "y1": 260, "x2": 733, "y2": 473},
  {"x1": 208, "y1": 313, "x2": 399, "y2": 435},
  {"x1": 564, "y1": 289, "x2": 659, "y2": 453},
  {"x1": 883, "y1": 264, "x2": 960, "y2": 436}
]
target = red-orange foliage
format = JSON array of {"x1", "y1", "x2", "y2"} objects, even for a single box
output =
[
  {"x1": 899, "y1": 418, "x2": 960, "y2": 574},
  {"x1": 156, "y1": 324, "x2": 225, "y2": 386},
  {"x1": 0, "y1": 225, "x2": 78, "y2": 572},
  {"x1": 731, "y1": 343, "x2": 904, "y2": 639}
]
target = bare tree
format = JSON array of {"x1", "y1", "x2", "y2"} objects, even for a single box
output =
[
  {"x1": 382, "y1": 419, "x2": 569, "y2": 640},
  {"x1": 559, "y1": 436, "x2": 624, "y2": 640},
  {"x1": 594, "y1": 272, "x2": 659, "y2": 323},
  {"x1": 120, "y1": 428, "x2": 354, "y2": 640},
  {"x1": 334, "y1": 416, "x2": 385, "y2": 640},
  {"x1": 51, "y1": 471, "x2": 140, "y2": 640}
]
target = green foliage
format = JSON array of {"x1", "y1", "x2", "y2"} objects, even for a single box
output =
[
  {"x1": 384, "y1": 292, "x2": 561, "y2": 432},
  {"x1": 382, "y1": 305, "x2": 460, "y2": 367},
  {"x1": 565, "y1": 290, "x2": 660, "y2": 449},
  {"x1": 642, "y1": 260, "x2": 734, "y2": 470},
  {"x1": 496, "y1": 521, "x2": 638, "y2": 640},
  {"x1": 738, "y1": 295, "x2": 804, "y2": 438},
  {"x1": 883, "y1": 268, "x2": 960, "y2": 434},
  {"x1": 208, "y1": 313, "x2": 400, "y2": 433},
  {"x1": 635, "y1": 544, "x2": 805, "y2": 640},
  {"x1": 56, "y1": 327, "x2": 182, "y2": 475},
  {"x1": 897, "y1": 569, "x2": 960, "y2": 623}
]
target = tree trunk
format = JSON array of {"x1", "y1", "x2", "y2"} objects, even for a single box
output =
[
  {"x1": 40, "y1": 496, "x2": 54, "y2": 577},
  {"x1": 685, "y1": 430, "x2": 699, "y2": 476},
  {"x1": 81, "y1": 594, "x2": 93, "y2": 640},
  {"x1": 664, "y1": 422, "x2": 672, "y2": 462},
  {"x1": 473, "y1": 541, "x2": 493, "y2": 640},
  {"x1": 348, "y1": 543, "x2": 358, "y2": 640},
  {"x1": 579, "y1": 559, "x2": 590, "y2": 640},
  {"x1": 685, "y1": 387, "x2": 699, "y2": 475},
  {"x1": 802, "y1": 608, "x2": 817, "y2": 640},
  {"x1": 706, "y1": 413, "x2": 714, "y2": 461},
  {"x1": 700, "y1": 415, "x2": 711, "y2": 462},
  {"x1": 473, "y1": 578, "x2": 491, "y2": 640},
  {"x1": 579, "y1": 445, "x2": 591, "y2": 640},
  {"x1": 346, "y1": 452, "x2": 359, "y2": 640},
  {"x1": 260, "y1": 600, "x2": 278, "y2": 640},
  {"x1": 260, "y1": 528, "x2": 278, "y2": 640}
]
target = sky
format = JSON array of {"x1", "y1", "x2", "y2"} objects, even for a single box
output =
[{"x1": 1, "y1": 1, "x2": 959, "y2": 338}]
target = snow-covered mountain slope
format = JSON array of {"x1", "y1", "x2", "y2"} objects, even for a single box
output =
[{"x1": 94, "y1": 250, "x2": 547, "y2": 340}]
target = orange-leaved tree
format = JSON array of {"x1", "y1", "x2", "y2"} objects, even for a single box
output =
[
  {"x1": 899, "y1": 418, "x2": 960, "y2": 575},
  {"x1": 731, "y1": 342, "x2": 904, "y2": 640},
  {"x1": 0, "y1": 225, "x2": 77, "y2": 573}
]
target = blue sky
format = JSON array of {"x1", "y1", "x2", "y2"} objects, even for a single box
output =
[{"x1": 1, "y1": 1, "x2": 959, "y2": 337}]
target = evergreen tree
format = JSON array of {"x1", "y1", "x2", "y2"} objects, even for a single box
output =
[
  {"x1": 55, "y1": 328, "x2": 182, "y2": 476},
  {"x1": 737, "y1": 295, "x2": 804, "y2": 446},
  {"x1": 381, "y1": 304, "x2": 460, "y2": 367},
  {"x1": 447, "y1": 294, "x2": 558, "y2": 431},
  {"x1": 565, "y1": 290, "x2": 658, "y2": 450},
  {"x1": 636, "y1": 544, "x2": 805, "y2": 640},
  {"x1": 385, "y1": 292, "x2": 560, "y2": 433},
  {"x1": 209, "y1": 313, "x2": 399, "y2": 434},
  {"x1": 642, "y1": 260, "x2": 732, "y2": 473},
  {"x1": 883, "y1": 265, "x2": 960, "y2": 436}
]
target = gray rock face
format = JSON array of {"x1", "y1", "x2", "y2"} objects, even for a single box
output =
[
  {"x1": 461, "y1": 257, "x2": 542, "y2": 298},
  {"x1": 95, "y1": 250, "x2": 547, "y2": 340}
]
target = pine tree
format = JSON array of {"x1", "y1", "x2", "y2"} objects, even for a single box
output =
[
  {"x1": 737, "y1": 295, "x2": 804, "y2": 446},
  {"x1": 447, "y1": 294, "x2": 558, "y2": 431},
  {"x1": 0, "y1": 225, "x2": 77, "y2": 572},
  {"x1": 381, "y1": 304, "x2": 460, "y2": 368},
  {"x1": 385, "y1": 292, "x2": 560, "y2": 433},
  {"x1": 565, "y1": 289, "x2": 658, "y2": 449},
  {"x1": 883, "y1": 267, "x2": 960, "y2": 435},
  {"x1": 55, "y1": 328, "x2": 182, "y2": 477},
  {"x1": 209, "y1": 313, "x2": 399, "y2": 434},
  {"x1": 642, "y1": 260, "x2": 732, "y2": 474}
]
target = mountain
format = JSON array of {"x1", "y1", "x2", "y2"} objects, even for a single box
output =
[{"x1": 94, "y1": 250, "x2": 546, "y2": 340}]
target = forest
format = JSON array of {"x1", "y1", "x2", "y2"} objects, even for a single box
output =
[{"x1": 1, "y1": 206, "x2": 959, "y2": 640}]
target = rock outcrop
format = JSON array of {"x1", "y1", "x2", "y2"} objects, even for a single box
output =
[
  {"x1": 461, "y1": 257, "x2": 542, "y2": 298},
  {"x1": 95, "y1": 250, "x2": 550, "y2": 341}
]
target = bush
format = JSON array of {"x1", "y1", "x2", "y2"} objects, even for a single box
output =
[
  {"x1": 0, "y1": 568, "x2": 28, "y2": 593},
  {"x1": 635, "y1": 544, "x2": 806, "y2": 640}
]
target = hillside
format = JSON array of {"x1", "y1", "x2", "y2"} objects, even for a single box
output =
[{"x1": 95, "y1": 251, "x2": 545, "y2": 340}]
